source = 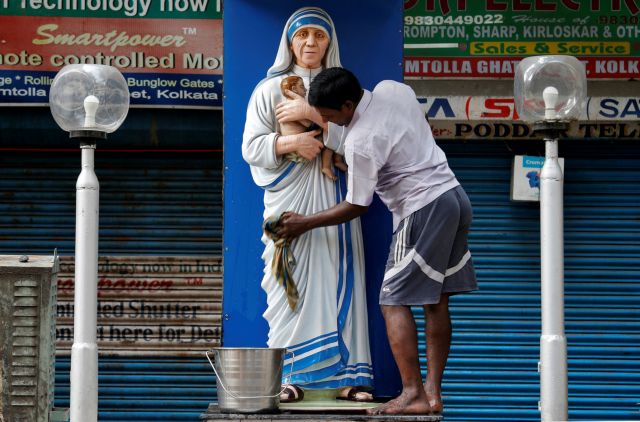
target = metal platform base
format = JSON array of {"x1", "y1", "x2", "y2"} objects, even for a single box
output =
[{"x1": 200, "y1": 403, "x2": 443, "y2": 422}]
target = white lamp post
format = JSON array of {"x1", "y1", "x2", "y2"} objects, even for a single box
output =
[
  {"x1": 49, "y1": 64, "x2": 129, "y2": 422},
  {"x1": 514, "y1": 55, "x2": 586, "y2": 422}
]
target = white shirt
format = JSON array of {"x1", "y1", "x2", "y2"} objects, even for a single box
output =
[{"x1": 341, "y1": 80, "x2": 460, "y2": 230}]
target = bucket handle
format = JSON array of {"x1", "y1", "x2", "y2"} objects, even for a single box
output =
[{"x1": 205, "y1": 349, "x2": 296, "y2": 400}]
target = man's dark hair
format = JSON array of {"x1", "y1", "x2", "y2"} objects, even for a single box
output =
[{"x1": 308, "y1": 67, "x2": 362, "y2": 110}]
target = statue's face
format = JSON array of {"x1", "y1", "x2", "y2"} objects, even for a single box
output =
[{"x1": 290, "y1": 27, "x2": 330, "y2": 69}]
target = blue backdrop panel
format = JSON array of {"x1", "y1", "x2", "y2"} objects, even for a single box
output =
[{"x1": 222, "y1": 0, "x2": 403, "y2": 396}]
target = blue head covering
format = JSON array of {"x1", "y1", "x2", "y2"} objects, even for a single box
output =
[
  {"x1": 286, "y1": 8, "x2": 333, "y2": 41},
  {"x1": 265, "y1": 6, "x2": 341, "y2": 78}
]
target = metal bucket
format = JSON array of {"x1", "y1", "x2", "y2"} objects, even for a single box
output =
[{"x1": 206, "y1": 347, "x2": 289, "y2": 413}]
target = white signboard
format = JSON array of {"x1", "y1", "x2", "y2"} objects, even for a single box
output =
[
  {"x1": 419, "y1": 96, "x2": 640, "y2": 140},
  {"x1": 419, "y1": 96, "x2": 640, "y2": 121},
  {"x1": 511, "y1": 155, "x2": 565, "y2": 202}
]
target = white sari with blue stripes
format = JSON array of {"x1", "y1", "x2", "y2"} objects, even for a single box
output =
[{"x1": 242, "y1": 65, "x2": 373, "y2": 390}]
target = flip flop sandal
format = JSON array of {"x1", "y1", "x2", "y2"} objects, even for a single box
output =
[
  {"x1": 336, "y1": 387, "x2": 373, "y2": 402},
  {"x1": 279, "y1": 384, "x2": 304, "y2": 403}
]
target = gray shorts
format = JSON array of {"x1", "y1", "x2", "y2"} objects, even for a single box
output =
[{"x1": 380, "y1": 186, "x2": 478, "y2": 305}]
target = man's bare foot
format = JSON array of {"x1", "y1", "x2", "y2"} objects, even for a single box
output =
[
  {"x1": 321, "y1": 168, "x2": 337, "y2": 181},
  {"x1": 427, "y1": 397, "x2": 443, "y2": 413},
  {"x1": 424, "y1": 384, "x2": 443, "y2": 413},
  {"x1": 366, "y1": 390, "x2": 431, "y2": 415}
]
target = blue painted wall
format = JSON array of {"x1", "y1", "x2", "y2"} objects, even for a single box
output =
[{"x1": 222, "y1": 0, "x2": 403, "y2": 397}]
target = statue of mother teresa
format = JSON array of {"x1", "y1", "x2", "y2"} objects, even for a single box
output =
[{"x1": 241, "y1": 7, "x2": 373, "y2": 401}]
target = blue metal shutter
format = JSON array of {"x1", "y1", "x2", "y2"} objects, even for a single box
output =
[
  {"x1": 0, "y1": 150, "x2": 221, "y2": 255},
  {"x1": 4, "y1": 119, "x2": 638, "y2": 420},
  {"x1": 0, "y1": 148, "x2": 222, "y2": 421},
  {"x1": 55, "y1": 357, "x2": 217, "y2": 421},
  {"x1": 416, "y1": 140, "x2": 640, "y2": 421}
]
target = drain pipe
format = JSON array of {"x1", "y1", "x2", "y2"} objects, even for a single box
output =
[{"x1": 538, "y1": 129, "x2": 568, "y2": 422}]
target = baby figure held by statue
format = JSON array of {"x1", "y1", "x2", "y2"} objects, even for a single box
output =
[{"x1": 279, "y1": 75, "x2": 347, "y2": 181}]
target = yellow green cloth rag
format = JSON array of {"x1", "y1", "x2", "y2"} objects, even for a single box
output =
[{"x1": 263, "y1": 214, "x2": 299, "y2": 311}]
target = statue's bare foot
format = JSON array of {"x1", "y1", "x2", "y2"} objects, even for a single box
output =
[
  {"x1": 321, "y1": 168, "x2": 337, "y2": 181},
  {"x1": 334, "y1": 162, "x2": 348, "y2": 172},
  {"x1": 366, "y1": 391, "x2": 431, "y2": 415},
  {"x1": 424, "y1": 384, "x2": 443, "y2": 413}
]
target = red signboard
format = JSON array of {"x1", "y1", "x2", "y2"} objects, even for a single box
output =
[
  {"x1": 0, "y1": 16, "x2": 222, "y2": 75},
  {"x1": 404, "y1": 0, "x2": 640, "y2": 79},
  {"x1": 405, "y1": 56, "x2": 640, "y2": 79}
]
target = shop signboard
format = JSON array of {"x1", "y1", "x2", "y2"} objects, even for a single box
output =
[
  {"x1": 511, "y1": 155, "x2": 565, "y2": 202},
  {"x1": 420, "y1": 95, "x2": 640, "y2": 139},
  {"x1": 0, "y1": 0, "x2": 222, "y2": 107},
  {"x1": 56, "y1": 256, "x2": 222, "y2": 356},
  {"x1": 404, "y1": 0, "x2": 640, "y2": 79}
]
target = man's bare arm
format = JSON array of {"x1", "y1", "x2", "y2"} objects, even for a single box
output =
[
  {"x1": 278, "y1": 201, "x2": 368, "y2": 239},
  {"x1": 276, "y1": 89, "x2": 328, "y2": 131}
]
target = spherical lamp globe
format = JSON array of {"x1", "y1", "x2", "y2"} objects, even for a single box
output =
[
  {"x1": 49, "y1": 64, "x2": 130, "y2": 136},
  {"x1": 514, "y1": 55, "x2": 586, "y2": 123}
]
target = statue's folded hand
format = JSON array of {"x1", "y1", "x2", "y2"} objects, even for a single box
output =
[{"x1": 294, "y1": 131, "x2": 323, "y2": 160}]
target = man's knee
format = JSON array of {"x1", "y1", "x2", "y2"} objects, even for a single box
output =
[
  {"x1": 380, "y1": 304, "x2": 410, "y2": 317},
  {"x1": 425, "y1": 295, "x2": 450, "y2": 315}
]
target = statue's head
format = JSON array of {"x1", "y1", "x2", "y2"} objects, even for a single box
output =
[
  {"x1": 286, "y1": 8, "x2": 333, "y2": 69},
  {"x1": 266, "y1": 7, "x2": 341, "y2": 79}
]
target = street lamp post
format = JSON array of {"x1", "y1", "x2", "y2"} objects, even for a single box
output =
[
  {"x1": 514, "y1": 55, "x2": 586, "y2": 422},
  {"x1": 49, "y1": 64, "x2": 130, "y2": 422}
]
